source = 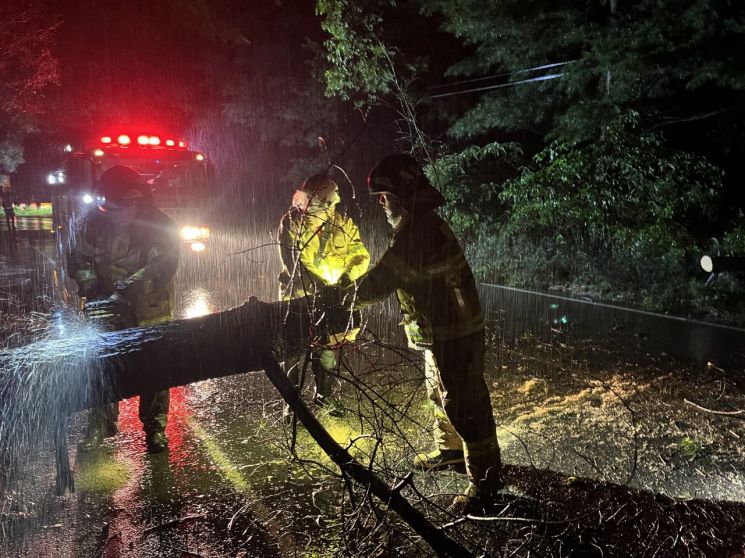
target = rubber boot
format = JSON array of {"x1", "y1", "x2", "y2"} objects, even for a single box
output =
[
  {"x1": 312, "y1": 349, "x2": 345, "y2": 417},
  {"x1": 140, "y1": 390, "x2": 169, "y2": 453},
  {"x1": 79, "y1": 403, "x2": 118, "y2": 451},
  {"x1": 451, "y1": 435, "x2": 504, "y2": 514}
]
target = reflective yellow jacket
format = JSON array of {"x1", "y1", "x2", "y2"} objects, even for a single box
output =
[
  {"x1": 68, "y1": 206, "x2": 180, "y2": 325},
  {"x1": 278, "y1": 208, "x2": 370, "y2": 300}
]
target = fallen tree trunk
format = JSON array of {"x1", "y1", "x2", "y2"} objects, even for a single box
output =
[
  {"x1": 1, "y1": 296, "x2": 328, "y2": 412},
  {"x1": 0, "y1": 295, "x2": 335, "y2": 481}
]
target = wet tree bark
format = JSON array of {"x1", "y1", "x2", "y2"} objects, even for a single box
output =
[
  {"x1": 88, "y1": 296, "x2": 320, "y2": 408},
  {"x1": 0, "y1": 296, "x2": 332, "y2": 413},
  {"x1": 1, "y1": 295, "x2": 333, "y2": 473}
]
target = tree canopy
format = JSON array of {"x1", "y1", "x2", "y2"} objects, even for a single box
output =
[
  {"x1": 0, "y1": 1, "x2": 59, "y2": 177},
  {"x1": 316, "y1": 0, "x2": 745, "y2": 319}
]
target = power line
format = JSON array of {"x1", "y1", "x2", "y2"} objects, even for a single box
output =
[
  {"x1": 427, "y1": 60, "x2": 576, "y2": 91},
  {"x1": 426, "y1": 72, "x2": 564, "y2": 100}
]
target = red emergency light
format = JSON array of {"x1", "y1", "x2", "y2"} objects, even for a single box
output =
[{"x1": 96, "y1": 133, "x2": 189, "y2": 151}]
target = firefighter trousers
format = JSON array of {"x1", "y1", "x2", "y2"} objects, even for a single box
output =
[
  {"x1": 86, "y1": 389, "x2": 169, "y2": 438},
  {"x1": 423, "y1": 330, "x2": 503, "y2": 491},
  {"x1": 286, "y1": 347, "x2": 337, "y2": 402}
]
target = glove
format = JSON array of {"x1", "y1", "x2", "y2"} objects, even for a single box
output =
[
  {"x1": 316, "y1": 284, "x2": 342, "y2": 310},
  {"x1": 337, "y1": 273, "x2": 354, "y2": 289},
  {"x1": 84, "y1": 293, "x2": 136, "y2": 330},
  {"x1": 278, "y1": 270, "x2": 291, "y2": 286},
  {"x1": 108, "y1": 292, "x2": 134, "y2": 317}
]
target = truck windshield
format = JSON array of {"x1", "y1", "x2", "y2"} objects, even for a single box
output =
[{"x1": 98, "y1": 156, "x2": 209, "y2": 210}]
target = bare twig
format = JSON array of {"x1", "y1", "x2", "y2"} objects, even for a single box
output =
[{"x1": 683, "y1": 398, "x2": 745, "y2": 418}]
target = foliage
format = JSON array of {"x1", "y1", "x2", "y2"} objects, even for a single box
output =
[
  {"x1": 425, "y1": 141, "x2": 522, "y2": 232},
  {"x1": 314, "y1": 0, "x2": 453, "y2": 156},
  {"x1": 678, "y1": 436, "x2": 706, "y2": 462},
  {"x1": 422, "y1": 0, "x2": 745, "y2": 149},
  {"x1": 313, "y1": 1, "x2": 745, "y2": 317},
  {"x1": 0, "y1": 1, "x2": 59, "y2": 174},
  {"x1": 315, "y1": 0, "x2": 397, "y2": 104},
  {"x1": 456, "y1": 113, "x2": 727, "y2": 313}
]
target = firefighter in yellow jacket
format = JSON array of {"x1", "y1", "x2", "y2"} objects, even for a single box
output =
[
  {"x1": 68, "y1": 165, "x2": 179, "y2": 453},
  {"x1": 277, "y1": 174, "x2": 370, "y2": 417},
  {"x1": 345, "y1": 154, "x2": 503, "y2": 511}
]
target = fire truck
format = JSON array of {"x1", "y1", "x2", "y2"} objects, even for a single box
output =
[{"x1": 54, "y1": 132, "x2": 214, "y2": 253}]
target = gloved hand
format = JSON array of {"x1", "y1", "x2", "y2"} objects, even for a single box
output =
[
  {"x1": 316, "y1": 284, "x2": 342, "y2": 310},
  {"x1": 108, "y1": 292, "x2": 134, "y2": 320},
  {"x1": 314, "y1": 284, "x2": 364, "y2": 348},
  {"x1": 84, "y1": 293, "x2": 136, "y2": 330},
  {"x1": 337, "y1": 273, "x2": 354, "y2": 289},
  {"x1": 278, "y1": 270, "x2": 292, "y2": 287}
]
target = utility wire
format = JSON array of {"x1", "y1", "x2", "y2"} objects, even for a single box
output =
[
  {"x1": 426, "y1": 72, "x2": 564, "y2": 100},
  {"x1": 427, "y1": 60, "x2": 576, "y2": 91}
]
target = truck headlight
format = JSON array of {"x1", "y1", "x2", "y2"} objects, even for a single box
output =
[{"x1": 180, "y1": 226, "x2": 210, "y2": 241}]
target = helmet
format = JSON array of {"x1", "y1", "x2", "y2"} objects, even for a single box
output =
[
  {"x1": 367, "y1": 154, "x2": 444, "y2": 209},
  {"x1": 292, "y1": 174, "x2": 340, "y2": 212},
  {"x1": 95, "y1": 166, "x2": 147, "y2": 210}
]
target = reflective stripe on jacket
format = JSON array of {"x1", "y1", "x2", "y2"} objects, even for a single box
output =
[{"x1": 354, "y1": 209, "x2": 483, "y2": 348}]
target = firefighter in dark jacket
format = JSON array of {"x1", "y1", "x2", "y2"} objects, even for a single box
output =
[
  {"x1": 68, "y1": 165, "x2": 180, "y2": 453},
  {"x1": 345, "y1": 154, "x2": 504, "y2": 511}
]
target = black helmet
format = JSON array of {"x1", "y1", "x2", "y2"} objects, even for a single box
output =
[
  {"x1": 368, "y1": 154, "x2": 444, "y2": 209},
  {"x1": 95, "y1": 166, "x2": 148, "y2": 209}
]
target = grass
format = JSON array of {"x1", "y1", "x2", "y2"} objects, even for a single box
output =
[{"x1": 1, "y1": 203, "x2": 53, "y2": 217}]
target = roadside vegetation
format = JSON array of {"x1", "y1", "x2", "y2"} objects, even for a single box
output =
[{"x1": 317, "y1": 0, "x2": 745, "y2": 323}]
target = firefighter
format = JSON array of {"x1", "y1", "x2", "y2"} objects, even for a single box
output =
[
  {"x1": 344, "y1": 154, "x2": 504, "y2": 511},
  {"x1": 68, "y1": 165, "x2": 179, "y2": 453},
  {"x1": 277, "y1": 173, "x2": 370, "y2": 418},
  {"x1": 1, "y1": 187, "x2": 16, "y2": 234}
]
